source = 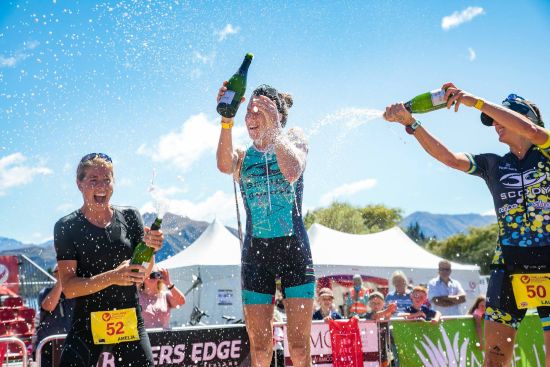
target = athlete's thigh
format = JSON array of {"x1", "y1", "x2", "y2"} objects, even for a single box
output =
[
  {"x1": 244, "y1": 304, "x2": 275, "y2": 340},
  {"x1": 483, "y1": 321, "x2": 516, "y2": 366},
  {"x1": 283, "y1": 298, "x2": 314, "y2": 339}
]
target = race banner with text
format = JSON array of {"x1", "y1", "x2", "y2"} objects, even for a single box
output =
[
  {"x1": 44, "y1": 325, "x2": 250, "y2": 367},
  {"x1": 391, "y1": 315, "x2": 545, "y2": 367},
  {"x1": 283, "y1": 320, "x2": 380, "y2": 366}
]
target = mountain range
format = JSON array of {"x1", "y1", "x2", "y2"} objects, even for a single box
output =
[{"x1": 0, "y1": 211, "x2": 495, "y2": 271}]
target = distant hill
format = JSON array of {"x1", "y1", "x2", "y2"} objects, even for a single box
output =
[
  {"x1": 0, "y1": 213, "x2": 239, "y2": 271},
  {"x1": 400, "y1": 211, "x2": 496, "y2": 240}
]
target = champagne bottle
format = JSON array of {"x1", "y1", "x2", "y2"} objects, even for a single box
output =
[
  {"x1": 404, "y1": 89, "x2": 448, "y2": 114},
  {"x1": 217, "y1": 53, "x2": 253, "y2": 118},
  {"x1": 130, "y1": 217, "x2": 162, "y2": 268}
]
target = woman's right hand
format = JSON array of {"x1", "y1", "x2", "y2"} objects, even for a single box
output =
[
  {"x1": 216, "y1": 81, "x2": 229, "y2": 104},
  {"x1": 384, "y1": 103, "x2": 415, "y2": 126},
  {"x1": 110, "y1": 260, "x2": 146, "y2": 286}
]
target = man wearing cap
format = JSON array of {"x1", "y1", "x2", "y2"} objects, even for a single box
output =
[
  {"x1": 345, "y1": 274, "x2": 369, "y2": 318},
  {"x1": 384, "y1": 82, "x2": 550, "y2": 366},
  {"x1": 312, "y1": 288, "x2": 342, "y2": 321}
]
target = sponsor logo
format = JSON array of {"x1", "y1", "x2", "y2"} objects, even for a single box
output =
[
  {"x1": 521, "y1": 301, "x2": 529, "y2": 308},
  {"x1": 498, "y1": 163, "x2": 516, "y2": 171},
  {"x1": 500, "y1": 169, "x2": 547, "y2": 188},
  {"x1": 500, "y1": 185, "x2": 550, "y2": 200},
  {"x1": 520, "y1": 275, "x2": 530, "y2": 284},
  {"x1": 102, "y1": 313, "x2": 111, "y2": 322}
]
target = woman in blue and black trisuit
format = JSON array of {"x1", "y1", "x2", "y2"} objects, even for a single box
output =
[
  {"x1": 216, "y1": 82, "x2": 315, "y2": 367},
  {"x1": 385, "y1": 83, "x2": 549, "y2": 366}
]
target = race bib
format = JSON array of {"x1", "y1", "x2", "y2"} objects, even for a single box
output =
[
  {"x1": 511, "y1": 273, "x2": 550, "y2": 309},
  {"x1": 90, "y1": 308, "x2": 140, "y2": 345}
]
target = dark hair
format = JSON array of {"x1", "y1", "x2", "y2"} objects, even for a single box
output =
[
  {"x1": 468, "y1": 295, "x2": 486, "y2": 315},
  {"x1": 252, "y1": 84, "x2": 293, "y2": 127},
  {"x1": 530, "y1": 103, "x2": 544, "y2": 127}
]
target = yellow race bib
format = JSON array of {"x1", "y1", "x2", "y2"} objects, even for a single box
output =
[
  {"x1": 510, "y1": 273, "x2": 550, "y2": 309},
  {"x1": 90, "y1": 308, "x2": 140, "y2": 345}
]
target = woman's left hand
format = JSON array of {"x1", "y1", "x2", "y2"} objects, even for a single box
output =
[
  {"x1": 159, "y1": 267, "x2": 171, "y2": 286},
  {"x1": 144, "y1": 227, "x2": 164, "y2": 252},
  {"x1": 442, "y1": 82, "x2": 479, "y2": 112}
]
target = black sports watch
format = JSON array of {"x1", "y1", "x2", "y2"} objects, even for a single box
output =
[{"x1": 405, "y1": 120, "x2": 422, "y2": 135}]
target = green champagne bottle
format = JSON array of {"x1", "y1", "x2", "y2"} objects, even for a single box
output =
[
  {"x1": 217, "y1": 53, "x2": 253, "y2": 118},
  {"x1": 404, "y1": 89, "x2": 448, "y2": 114},
  {"x1": 130, "y1": 217, "x2": 162, "y2": 268}
]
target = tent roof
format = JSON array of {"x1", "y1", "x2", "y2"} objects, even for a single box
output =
[
  {"x1": 158, "y1": 219, "x2": 241, "y2": 269},
  {"x1": 308, "y1": 223, "x2": 479, "y2": 271}
]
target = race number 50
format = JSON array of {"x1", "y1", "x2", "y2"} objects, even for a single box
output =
[{"x1": 526, "y1": 285, "x2": 547, "y2": 299}]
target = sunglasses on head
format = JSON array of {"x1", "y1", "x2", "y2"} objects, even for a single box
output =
[
  {"x1": 80, "y1": 153, "x2": 113, "y2": 163},
  {"x1": 149, "y1": 271, "x2": 163, "y2": 280},
  {"x1": 481, "y1": 94, "x2": 540, "y2": 126}
]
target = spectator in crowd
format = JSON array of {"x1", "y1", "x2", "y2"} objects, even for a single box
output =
[
  {"x1": 139, "y1": 266, "x2": 185, "y2": 329},
  {"x1": 364, "y1": 292, "x2": 396, "y2": 367},
  {"x1": 364, "y1": 292, "x2": 397, "y2": 321},
  {"x1": 385, "y1": 271, "x2": 412, "y2": 314},
  {"x1": 345, "y1": 274, "x2": 369, "y2": 318},
  {"x1": 427, "y1": 260, "x2": 466, "y2": 316},
  {"x1": 402, "y1": 286, "x2": 441, "y2": 323},
  {"x1": 468, "y1": 295, "x2": 486, "y2": 351},
  {"x1": 312, "y1": 288, "x2": 342, "y2": 321},
  {"x1": 34, "y1": 264, "x2": 76, "y2": 367}
]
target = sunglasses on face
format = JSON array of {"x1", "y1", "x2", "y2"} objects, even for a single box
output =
[
  {"x1": 439, "y1": 268, "x2": 451, "y2": 272},
  {"x1": 80, "y1": 153, "x2": 113, "y2": 163},
  {"x1": 481, "y1": 94, "x2": 540, "y2": 126},
  {"x1": 149, "y1": 271, "x2": 163, "y2": 280}
]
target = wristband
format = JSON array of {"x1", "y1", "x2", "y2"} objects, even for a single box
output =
[
  {"x1": 167, "y1": 284, "x2": 175, "y2": 290},
  {"x1": 221, "y1": 120, "x2": 234, "y2": 129},
  {"x1": 474, "y1": 99, "x2": 485, "y2": 110},
  {"x1": 405, "y1": 120, "x2": 422, "y2": 135}
]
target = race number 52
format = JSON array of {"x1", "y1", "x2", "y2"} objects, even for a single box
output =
[{"x1": 106, "y1": 322, "x2": 125, "y2": 336}]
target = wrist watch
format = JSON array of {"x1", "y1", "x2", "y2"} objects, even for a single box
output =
[
  {"x1": 167, "y1": 284, "x2": 175, "y2": 290},
  {"x1": 405, "y1": 120, "x2": 422, "y2": 135}
]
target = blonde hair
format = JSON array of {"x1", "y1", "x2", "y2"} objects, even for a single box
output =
[
  {"x1": 391, "y1": 270, "x2": 408, "y2": 287},
  {"x1": 77, "y1": 157, "x2": 113, "y2": 181}
]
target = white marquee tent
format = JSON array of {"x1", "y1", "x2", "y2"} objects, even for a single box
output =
[
  {"x1": 160, "y1": 220, "x2": 481, "y2": 325},
  {"x1": 158, "y1": 219, "x2": 242, "y2": 326},
  {"x1": 309, "y1": 223, "x2": 481, "y2": 314}
]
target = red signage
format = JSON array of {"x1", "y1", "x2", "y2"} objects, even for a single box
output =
[
  {"x1": 329, "y1": 318, "x2": 363, "y2": 367},
  {"x1": 0, "y1": 256, "x2": 19, "y2": 295}
]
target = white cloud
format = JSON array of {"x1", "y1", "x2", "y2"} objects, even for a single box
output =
[
  {"x1": 468, "y1": 47, "x2": 476, "y2": 61},
  {"x1": 441, "y1": 7, "x2": 484, "y2": 31},
  {"x1": 193, "y1": 51, "x2": 216, "y2": 66},
  {"x1": 138, "y1": 113, "x2": 247, "y2": 171},
  {"x1": 0, "y1": 40, "x2": 40, "y2": 68},
  {"x1": 320, "y1": 179, "x2": 377, "y2": 206},
  {"x1": 141, "y1": 189, "x2": 243, "y2": 225},
  {"x1": 481, "y1": 209, "x2": 496, "y2": 217},
  {"x1": 0, "y1": 153, "x2": 53, "y2": 195},
  {"x1": 216, "y1": 24, "x2": 240, "y2": 41}
]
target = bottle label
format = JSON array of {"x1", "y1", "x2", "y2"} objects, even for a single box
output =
[
  {"x1": 219, "y1": 90, "x2": 236, "y2": 105},
  {"x1": 430, "y1": 89, "x2": 446, "y2": 107}
]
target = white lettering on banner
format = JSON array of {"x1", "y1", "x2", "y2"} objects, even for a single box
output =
[
  {"x1": 191, "y1": 340, "x2": 241, "y2": 362},
  {"x1": 96, "y1": 352, "x2": 115, "y2": 367},
  {"x1": 284, "y1": 321, "x2": 379, "y2": 367},
  {"x1": 151, "y1": 344, "x2": 186, "y2": 365}
]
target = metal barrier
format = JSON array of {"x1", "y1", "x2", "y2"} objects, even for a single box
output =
[
  {"x1": 33, "y1": 334, "x2": 66, "y2": 367},
  {"x1": 0, "y1": 336, "x2": 28, "y2": 366}
]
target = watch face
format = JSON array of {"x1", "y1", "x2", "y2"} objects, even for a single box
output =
[{"x1": 405, "y1": 125, "x2": 414, "y2": 135}]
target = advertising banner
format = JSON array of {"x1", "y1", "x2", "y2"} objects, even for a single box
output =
[
  {"x1": 391, "y1": 315, "x2": 545, "y2": 366},
  {"x1": 284, "y1": 320, "x2": 380, "y2": 366}
]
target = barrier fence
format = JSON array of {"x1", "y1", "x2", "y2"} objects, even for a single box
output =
[{"x1": 18, "y1": 315, "x2": 548, "y2": 366}]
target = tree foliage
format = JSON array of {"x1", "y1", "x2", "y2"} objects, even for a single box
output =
[
  {"x1": 304, "y1": 202, "x2": 402, "y2": 234},
  {"x1": 405, "y1": 221, "x2": 428, "y2": 246},
  {"x1": 427, "y1": 223, "x2": 498, "y2": 275}
]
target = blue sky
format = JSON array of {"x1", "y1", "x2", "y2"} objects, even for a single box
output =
[{"x1": 1, "y1": 1, "x2": 550, "y2": 243}]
